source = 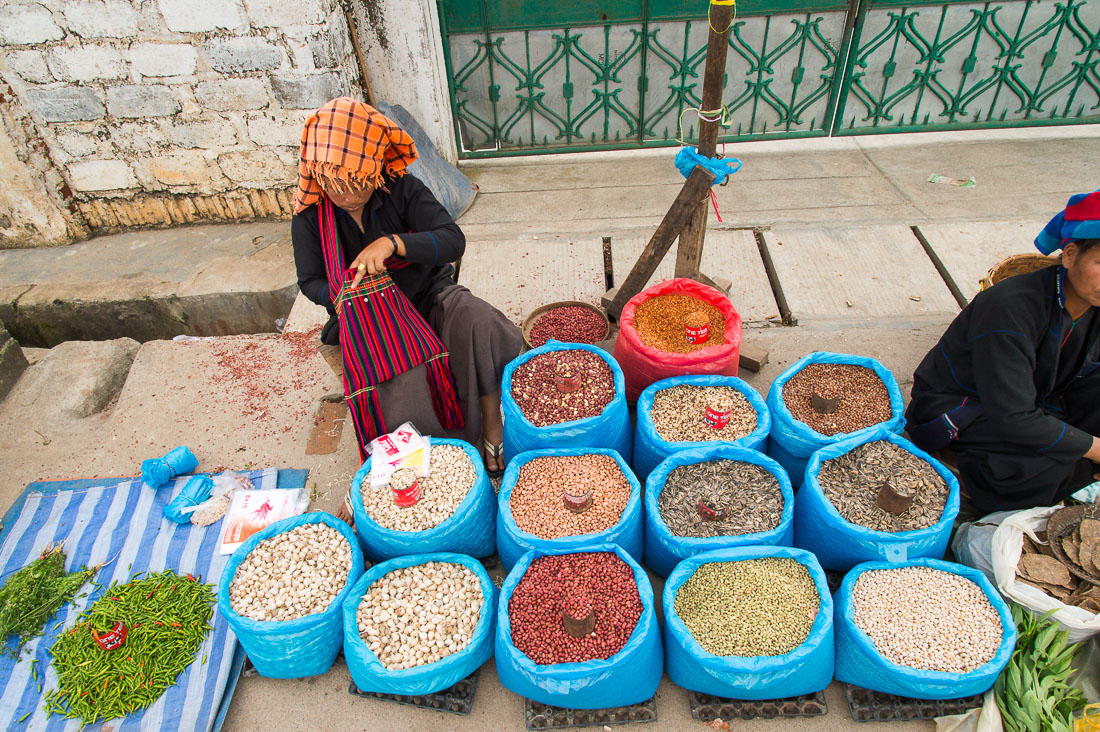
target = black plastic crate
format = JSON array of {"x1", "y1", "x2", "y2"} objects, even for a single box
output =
[
  {"x1": 689, "y1": 690, "x2": 828, "y2": 721},
  {"x1": 348, "y1": 671, "x2": 479, "y2": 715},
  {"x1": 844, "y1": 683, "x2": 983, "y2": 722},
  {"x1": 525, "y1": 697, "x2": 658, "y2": 729}
]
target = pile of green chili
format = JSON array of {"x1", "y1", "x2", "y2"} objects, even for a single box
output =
[{"x1": 44, "y1": 569, "x2": 215, "y2": 724}]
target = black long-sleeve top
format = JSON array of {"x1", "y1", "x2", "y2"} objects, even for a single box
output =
[
  {"x1": 907, "y1": 266, "x2": 1100, "y2": 460},
  {"x1": 291, "y1": 173, "x2": 464, "y2": 330}
]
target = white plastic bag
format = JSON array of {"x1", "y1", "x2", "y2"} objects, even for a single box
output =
[{"x1": 934, "y1": 690, "x2": 1003, "y2": 732}]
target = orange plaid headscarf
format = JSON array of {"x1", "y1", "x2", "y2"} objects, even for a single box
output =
[{"x1": 293, "y1": 97, "x2": 418, "y2": 214}]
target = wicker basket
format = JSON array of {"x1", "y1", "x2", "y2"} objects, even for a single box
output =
[
  {"x1": 979, "y1": 253, "x2": 1061, "y2": 291},
  {"x1": 521, "y1": 301, "x2": 610, "y2": 350}
]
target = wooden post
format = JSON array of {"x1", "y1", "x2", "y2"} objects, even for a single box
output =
[{"x1": 674, "y1": 0, "x2": 734, "y2": 278}]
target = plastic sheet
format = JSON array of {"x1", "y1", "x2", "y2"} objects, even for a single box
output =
[
  {"x1": 342, "y1": 553, "x2": 496, "y2": 695},
  {"x1": 163, "y1": 474, "x2": 213, "y2": 524},
  {"x1": 218, "y1": 512, "x2": 365, "y2": 678},
  {"x1": 633, "y1": 375, "x2": 770, "y2": 480},
  {"x1": 496, "y1": 447, "x2": 642, "y2": 571},
  {"x1": 350, "y1": 438, "x2": 495, "y2": 563},
  {"x1": 643, "y1": 446, "x2": 794, "y2": 577},
  {"x1": 495, "y1": 544, "x2": 663, "y2": 709},
  {"x1": 766, "y1": 352, "x2": 905, "y2": 487},
  {"x1": 793, "y1": 428, "x2": 960, "y2": 571},
  {"x1": 834, "y1": 558, "x2": 1017, "y2": 699},
  {"x1": 141, "y1": 445, "x2": 198, "y2": 488},
  {"x1": 663, "y1": 546, "x2": 834, "y2": 699},
  {"x1": 501, "y1": 342, "x2": 632, "y2": 463}
]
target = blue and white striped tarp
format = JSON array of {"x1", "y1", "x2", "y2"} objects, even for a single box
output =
[{"x1": 0, "y1": 468, "x2": 306, "y2": 732}]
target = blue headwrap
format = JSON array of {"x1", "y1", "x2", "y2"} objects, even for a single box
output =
[{"x1": 1035, "y1": 189, "x2": 1100, "y2": 255}]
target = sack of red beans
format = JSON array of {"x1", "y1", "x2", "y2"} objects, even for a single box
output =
[
  {"x1": 613, "y1": 278, "x2": 743, "y2": 402},
  {"x1": 766, "y1": 351, "x2": 905, "y2": 487},
  {"x1": 643, "y1": 445, "x2": 794, "y2": 577},
  {"x1": 501, "y1": 342, "x2": 632, "y2": 463},
  {"x1": 663, "y1": 546, "x2": 834, "y2": 699},
  {"x1": 495, "y1": 544, "x2": 663, "y2": 709},
  {"x1": 496, "y1": 447, "x2": 643, "y2": 571},
  {"x1": 633, "y1": 375, "x2": 771, "y2": 480}
]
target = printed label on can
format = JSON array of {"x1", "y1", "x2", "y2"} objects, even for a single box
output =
[
  {"x1": 685, "y1": 323, "x2": 710, "y2": 344},
  {"x1": 393, "y1": 481, "x2": 421, "y2": 507},
  {"x1": 704, "y1": 406, "x2": 731, "y2": 429},
  {"x1": 92, "y1": 621, "x2": 129, "y2": 651}
]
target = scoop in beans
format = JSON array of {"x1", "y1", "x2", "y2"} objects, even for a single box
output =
[
  {"x1": 511, "y1": 350, "x2": 615, "y2": 427},
  {"x1": 356, "y1": 561, "x2": 483, "y2": 671},
  {"x1": 511, "y1": 454, "x2": 630, "y2": 539},
  {"x1": 529, "y1": 306, "x2": 608, "y2": 348},
  {"x1": 782, "y1": 362, "x2": 892, "y2": 436},
  {"x1": 853, "y1": 567, "x2": 1002, "y2": 673},
  {"x1": 229, "y1": 523, "x2": 353, "y2": 622},
  {"x1": 361, "y1": 445, "x2": 476, "y2": 532},
  {"x1": 634, "y1": 294, "x2": 726, "y2": 353},
  {"x1": 651, "y1": 385, "x2": 756, "y2": 442}
]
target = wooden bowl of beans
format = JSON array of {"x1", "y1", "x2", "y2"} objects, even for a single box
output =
[{"x1": 522, "y1": 301, "x2": 611, "y2": 351}]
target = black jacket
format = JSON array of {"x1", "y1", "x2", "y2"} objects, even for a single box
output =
[{"x1": 908, "y1": 266, "x2": 1099, "y2": 461}]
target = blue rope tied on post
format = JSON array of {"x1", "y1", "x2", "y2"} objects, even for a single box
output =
[{"x1": 675, "y1": 147, "x2": 741, "y2": 186}]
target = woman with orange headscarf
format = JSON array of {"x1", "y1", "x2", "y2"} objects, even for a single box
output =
[{"x1": 291, "y1": 98, "x2": 522, "y2": 522}]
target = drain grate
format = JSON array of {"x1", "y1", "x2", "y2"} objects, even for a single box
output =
[
  {"x1": 689, "y1": 690, "x2": 828, "y2": 721},
  {"x1": 844, "y1": 683, "x2": 983, "y2": 722},
  {"x1": 525, "y1": 697, "x2": 657, "y2": 729},
  {"x1": 348, "y1": 671, "x2": 479, "y2": 715}
]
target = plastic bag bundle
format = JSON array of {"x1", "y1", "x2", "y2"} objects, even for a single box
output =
[
  {"x1": 495, "y1": 544, "x2": 663, "y2": 709},
  {"x1": 163, "y1": 474, "x2": 213, "y2": 524},
  {"x1": 342, "y1": 553, "x2": 496, "y2": 695},
  {"x1": 141, "y1": 445, "x2": 198, "y2": 488},
  {"x1": 793, "y1": 428, "x2": 960, "y2": 571},
  {"x1": 218, "y1": 512, "x2": 365, "y2": 678},
  {"x1": 350, "y1": 438, "x2": 495, "y2": 563},
  {"x1": 643, "y1": 446, "x2": 794, "y2": 577},
  {"x1": 496, "y1": 447, "x2": 642, "y2": 571},
  {"x1": 501, "y1": 341, "x2": 632, "y2": 463},
  {"x1": 834, "y1": 558, "x2": 1016, "y2": 699},
  {"x1": 766, "y1": 352, "x2": 905, "y2": 487},
  {"x1": 612, "y1": 278, "x2": 743, "y2": 402},
  {"x1": 663, "y1": 546, "x2": 834, "y2": 699},
  {"x1": 633, "y1": 375, "x2": 770, "y2": 480}
]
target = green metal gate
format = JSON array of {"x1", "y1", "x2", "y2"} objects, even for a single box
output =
[{"x1": 438, "y1": 0, "x2": 1100, "y2": 157}]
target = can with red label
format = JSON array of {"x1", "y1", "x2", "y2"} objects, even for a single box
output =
[
  {"x1": 704, "y1": 392, "x2": 734, "y2": 429},
  {"x1": 92, "y1": 621, "x2": 129, "y2": 651},
  {"x1": 684, "y1": 311, "x2": 710, "y2": 345},
  {"x1": 553, "y1": 363, "x2": 583, "y2": 393},
  {"x1": 389, "y1": 468, "x2": 422, "y2": 508}
]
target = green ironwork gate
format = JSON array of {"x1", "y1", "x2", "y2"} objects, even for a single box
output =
[{"x1": 438, "y1": 0, "x2": 1100, "y2": 157}]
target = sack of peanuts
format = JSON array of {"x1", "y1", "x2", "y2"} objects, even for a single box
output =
[
  {"x1": 834, "y1": 558, "x2": 1016, "y2": 699},
  {"x1": 496, "y1": 447, "x2": 643, "y2": 571},
  {"x1": 350, "y1": 438, "x2": 496, "y2": 563},
  {"x1": 794, "y1": 428, "x2": 960, "y2": 571},
  {"x1": 663, "y1": 546, "x2": 834, "y2": 699},
  {"x1": 495, "y1": 544, "x2": 663, "y2": 708},
  {"x1": 218, "y1": 512, "x2": 365, "y2": 678},
  {"x1": 612, "y1": 278, "x2": 743, "y2": 402},
  {"x1": 643, "y1": 445, "x2": 795, "y2": 577},
  {"x1": 633, "y1": 375, "x2": 770, "y2": 480},
  {"x1": 342, "y1": 552, "x2": 497, "y2": 695},
  {"x1": 766, "y1": 351, "x2": 906, "y2": 487},
  {"x1": 501, "y1": 342, "x2": 632, "y2": 463}
]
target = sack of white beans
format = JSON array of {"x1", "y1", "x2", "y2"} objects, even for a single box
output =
[
  {"x1": 218, "y1": 512, "x2": 364, "y2": 678},
  {"x1": 351, "y1": 438, "x2": 496, "y2": 563},
  {"x1": 633, "y1": 375, "x2": 770, "y2": 480},
  {"x1": 496, "y1": 447, "x2": 643, "y2": 571},
  {"x1": 834, "y1": 558, "x2": 1017, "y2": 699},
  {"x1": 342, "y1": 553, "x2": 496, "y2": 695}
]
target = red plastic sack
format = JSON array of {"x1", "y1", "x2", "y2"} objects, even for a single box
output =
[{"x1": 613, "y1": 278, "x2": 742, "y2": 401}]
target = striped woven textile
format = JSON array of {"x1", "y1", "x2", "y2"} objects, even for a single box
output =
[{"x1": 318, "y1": 197, "x2": 463, "y2": 456}]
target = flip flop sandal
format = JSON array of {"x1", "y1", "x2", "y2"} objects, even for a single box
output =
[
  {"x1": 342, "y1": 488, "x2": 356, "y2": 529},
  {"x1": 482, "y1": 437, "x2": 505, "y2": 479}
]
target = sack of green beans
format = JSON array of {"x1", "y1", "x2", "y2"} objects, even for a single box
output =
[
  {"x1": 495, "y1": 544, "x2": 662, "y2": 709},
  {"x1": 643, "y1": 445, "x2": 794, "y2": 577},
  {"x1": 663, "y1": 546, "x2": 834, "y2": 699},
  {"x1": 496, "y1": 447, "x2": 643, "y2": 570},
  {"x1": 350, "y1": 438, "x2": 495, "y2": 563},
  {"x1": 793, "y1": 428, "x2": 960, "y2": 571},
  {"x1": 633, "y1": 375, "x2": 770, "y2": 480},
  {"x1": 501, "y1": 341, "x2": 632, "y2": 464},
  {"x1": 766, "y1": 352, "x2": 905, "y2": 487},
  {"x1": 342, "y1": 552, "x2": 496, "y2": 695},
  {"x1": 834, "y1": 558, "x2": 1016, "y2": 699},
  {"x1": 218, "y1": 512, "x2": 364, "y2": 678}
]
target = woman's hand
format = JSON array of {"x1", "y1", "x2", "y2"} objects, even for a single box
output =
[{"x1": 349, "y1": 236, "x2": 401, "y2": 287}]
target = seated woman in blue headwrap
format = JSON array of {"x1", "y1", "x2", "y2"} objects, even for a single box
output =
[{"x1": 905, "y1": 190, "x2": 1100, "y2": 514}]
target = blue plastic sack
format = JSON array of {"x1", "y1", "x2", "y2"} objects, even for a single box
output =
[
  {"x1": 350, "y1": 438, "x2": 495, "y2": 563},
  {"x1": 634, "y1": 375, "x2": 770, "y2": 480},
  {"x1": 793, "y1": 428, "x2": 960, "y2": 571},
  {"x1": 142, "y1": 445, "x2": 198, "y2": 488},
  {"x1": 163, "y1": 474, "x2": 212, "y2": 524},
  {"x1": 501, "y1": 341, "x2": 632, "y2": 464},
  {"x1": 643, "y1": 446, "x2": 794, "y2": 577},
  {"x1": 497, "y1": 448, "x2": 642, "y2": 571},
  {"x1": 342, "y1": 553, "x2": 496, "y2": 695},
  {"x1": 218, "y1": 512, "x2": 365, "y2": 679},
  {"x1": 834, "y1": 558, "x2": 1017, "y2": 699},
  {"x1": 495, "y1": 543, "x2": 663, "y2": 709},
  {"x1": 663, "y1": 546, "x2": 834, "y2": 699},
  {"x1": 766, "y1": 352, "x2": 905, "y2": 487}
]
